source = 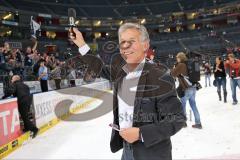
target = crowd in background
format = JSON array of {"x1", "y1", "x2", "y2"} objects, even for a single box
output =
[
  {"x1": 0, "y1": 40, "x2": 90, "y2": 96},
  {"x1": 1, "y1": 38, "x2": 240, "y2": 100}
]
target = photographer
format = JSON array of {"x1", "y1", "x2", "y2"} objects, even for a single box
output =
[
  {"x1": 171, "y1": 52, "x2": 202, "y2": 129},
  {"x1": 225, "y1": 53, "x2": 240, "y2": 105}
]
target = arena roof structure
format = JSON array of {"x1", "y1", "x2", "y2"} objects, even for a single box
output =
[{"x1": 1, "y1": 0, "x2": 239, "y2": 18}]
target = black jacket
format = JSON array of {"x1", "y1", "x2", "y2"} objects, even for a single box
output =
[
  {"x1": 7, "y1": 80, "x2": 32, "y2": 106},
  {"x1": 82, "y1": 52, "x2": 186, "y2": 160},
  {"x1": 213, "y1": 62, "x2": 226, "y2": 78}
]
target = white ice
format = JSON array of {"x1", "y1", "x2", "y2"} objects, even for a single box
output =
[{"x1": 5, "y1": 77, "x2": 240, "y2": 159}]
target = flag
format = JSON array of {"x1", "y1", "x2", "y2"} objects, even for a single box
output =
[{"x1": 30, "y1": 16, "x2": 41, "y2": 39}]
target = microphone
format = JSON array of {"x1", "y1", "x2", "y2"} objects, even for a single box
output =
[{"x1": 68, "y1": 8, "x2": 76, "y2": 39}]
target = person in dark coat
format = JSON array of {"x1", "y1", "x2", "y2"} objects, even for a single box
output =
[
  {"x1": 7, "y1": 75, "x2": 39, "y2": 138},
  {"x1": 70, "y1": 23, "x2": 186, "y2": 160}
]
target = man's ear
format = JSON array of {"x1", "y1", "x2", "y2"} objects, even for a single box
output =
[{"x1": 143, "y1": 41, "x2": 150, "y2": 52}]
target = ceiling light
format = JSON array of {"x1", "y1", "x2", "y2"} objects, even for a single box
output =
[{"x1": 141, "y1": 19, "x2": 146, "y2": 24}]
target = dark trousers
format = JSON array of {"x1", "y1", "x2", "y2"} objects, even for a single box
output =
[
  {"x1": 70, "y1": 80, "x2": 76, "y2": 87},
  {"x1": 54, "y1": 79, "x2": 61, "y2": 90},
  {"x1": 121, "y1": 141, "x2": 134, "y2": 160},
  {"x1": 18, "y1": 100, "x2": 38, "y2": 132},
  {"x1": 216, "y1": 77, "x2": 227, "y2": 93},
  {"x1": 40, "y1": 79, "x2": 48, "y2": 92}
]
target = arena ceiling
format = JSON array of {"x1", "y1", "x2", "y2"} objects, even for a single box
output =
[{"x1": 1, "y1": 0, "x2": 239, "y2": 18}]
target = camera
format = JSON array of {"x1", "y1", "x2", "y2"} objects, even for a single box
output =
[{"x1": 231, "y1": 69, "x2": 236, "y2": 78}]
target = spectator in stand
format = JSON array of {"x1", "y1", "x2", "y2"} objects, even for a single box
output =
[
  {"x1": 1, "y1": 42, "x2": 11, "y2": 63},
  {"x1": 45, "y1": 54, "x2": 56, "y2": 70},
  {"x1": 145, "y1": 48, "x2": 155, "y2": 64},
  {"x1": 9, "y1": 49, "x2": 23, "y2": 75},
  {"x1": 50, "y1": 62, "x2": 62, "y2": 90},
  {"x1": 68, "y1": 65, "x2": 76, "y2": 87},
  {"x1": 0, "y1": 46, "x2": 4, "y2": 63},
  {"x1": 24, "y1": 46, "x2": 33, "y2": 67},
  {"x1": 148, "y1": 54, "x2": 155, "y2": 64},
  {"x1": 225, "y1": 53, "x2": 240, "y2": 105},
  {"x1": 23, "y1": 40, "x2": 38, "y2": 79},
  {"x1": 32, "y1": 49, "x2": 40, "y2": 65},
  {"x1": 1, "y1": 42, "x2": 14, "y2": 99},
  {"x1": 38, "y1": 60, "x2": 48, "y2": 92},
  {"x1": 42, "y1": 52, "x2": 48, "y2": 61}
]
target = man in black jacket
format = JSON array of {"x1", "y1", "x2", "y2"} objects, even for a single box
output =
[
  {"x1": 8, "y1": 75, "x2": 39, "y2": 138},
  {"x1": 70, "y1": 23, "x2": 186, "y2": 160}
]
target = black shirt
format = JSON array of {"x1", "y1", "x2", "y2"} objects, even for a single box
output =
[
  {"x1": 213, "y1": 61, "x2": 226, "y2": 78},
  {"x1": 7, "y1": 80, "x2": 32, "y2": 105},
  {"x1": 24, "y1": 52, "x2": 33, "y2": 66}
]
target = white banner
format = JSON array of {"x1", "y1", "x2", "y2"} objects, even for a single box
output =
[{"x1": 33, "y1": 80, "x2": 110, "y2": 128}]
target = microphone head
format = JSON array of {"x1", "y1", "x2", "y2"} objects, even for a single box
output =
[{"x1": 68, "y1": 8, "x2": 76, "y2": 18}]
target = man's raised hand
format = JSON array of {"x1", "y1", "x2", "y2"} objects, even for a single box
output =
[{"x1": 69, "y1": 27, "x2": 86, "y2": 48}]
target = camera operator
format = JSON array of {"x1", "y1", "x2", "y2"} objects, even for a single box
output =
[{"x1": 225, "y1": 53, "x2": 240, "y2": 105}]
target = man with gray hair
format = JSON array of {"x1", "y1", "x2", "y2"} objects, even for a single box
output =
[{"x1": 70, "y1": 23, "x2": 185, "y2": 160}]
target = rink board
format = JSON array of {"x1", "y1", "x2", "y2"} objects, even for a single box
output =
[{"x1": 0, "y1": 80, "x2": 110, "y2": 159}]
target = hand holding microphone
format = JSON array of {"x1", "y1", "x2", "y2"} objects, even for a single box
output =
[
  {"x1": 68, "y1": 8, "x2": 76, "y2": 39},
  {"x1": 68, "y1": 9, "x2": 86, "y2": 47},
  {"x1": 69, "y1": 28, "x2": 86, "y2": 48}
]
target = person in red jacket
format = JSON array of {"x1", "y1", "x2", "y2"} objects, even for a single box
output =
[{"x1": 225, "y1": 53, "x2": 240, "y2": 105}]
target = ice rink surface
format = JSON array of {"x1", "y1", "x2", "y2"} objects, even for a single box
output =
[{"x1": 5, "y1": 77, "x2": 240, "y2": 159}]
